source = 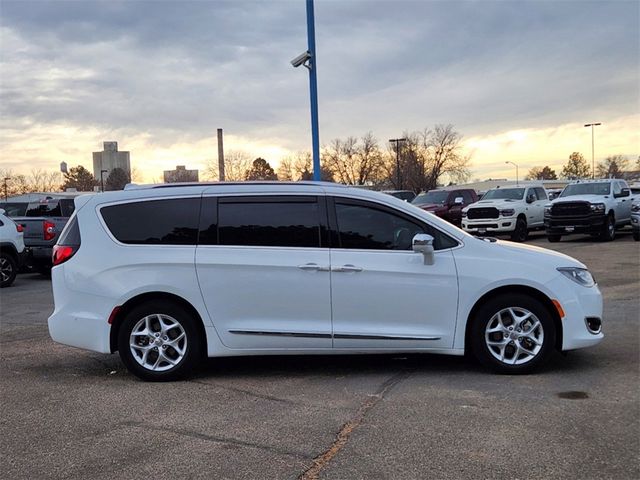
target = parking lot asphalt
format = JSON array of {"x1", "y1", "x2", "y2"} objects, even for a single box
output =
[{"x1": 1, "y1": 231, "x2": 638, "y2": 480}]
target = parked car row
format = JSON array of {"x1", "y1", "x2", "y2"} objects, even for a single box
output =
[
  {"x1": 0, "y1": 197, "x2": 78, "y2": 273},
  {"x1": 402, "y1": 179, "x2": 638, "y2": 243}
]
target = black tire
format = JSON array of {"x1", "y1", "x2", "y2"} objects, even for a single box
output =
[
  {"x1": 633, "y1": 230, "x2": 640, "y2": 241},
  {"x1": 600, "y1": 214, "x2": 615, "y2": 242},
  {"x1": 0, "y1": 253, "x2": 17, "y2": 288},
  {"x1": 510, "y1": 217, "x2": 528, "y2": 242},
  {"x1": 117, "y1": 300, "x2": 203, "y2": 381},
  {"x1": 469, "y1": 293, "x2": 556, "y2": 374},
  {"x1": 547, "y1": 234, "x2": 561, "y2": 243}
]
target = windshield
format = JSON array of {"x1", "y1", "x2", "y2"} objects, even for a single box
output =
[
  {"x1": 482, "y1": 188, "x2": 525, "y2": 200},
  {"x1": 561, "y1": 183, "x2": 610, "y2": 197},
  {"x1": 412, "y1": 190, "x2": 449, "y2": 205}
]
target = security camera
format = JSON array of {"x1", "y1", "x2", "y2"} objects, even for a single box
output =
[{"x1": 291, "y1": 51, "x2": 311, "y2": 68}]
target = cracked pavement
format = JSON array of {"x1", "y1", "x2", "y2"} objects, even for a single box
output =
[{"x1": 1, "y1": 232, "x2": 638, "y2": 479}]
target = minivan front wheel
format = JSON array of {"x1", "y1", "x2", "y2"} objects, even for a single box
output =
[
  {"x1": 117, "y1": 300, "x2": 202, "y2": 381},
  {"x1": 470, "y1": 294, "x2": 555, "y2": 374}
]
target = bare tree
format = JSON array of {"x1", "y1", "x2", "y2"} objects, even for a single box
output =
[
  {"x1": 205, "y1": 150, "x2": 251, "y2": 181},
  {"x1": 525, "y1": 166, "x2": 557, "y2": 180},
  {"x1": 383, "y1": 125, "x2": 470, "y2": 192},
  {"x1": 322, "y1": 133, "x2": 384, "y2": 185},
  {"x1": 596, "y1": 155, "x2": 629, "y2": 179}
]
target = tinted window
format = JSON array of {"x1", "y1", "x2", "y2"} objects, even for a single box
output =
[
  {"x1": 561, "y1": 183, "x2": 610, "y2": 197},
  {"x1": 413, "y1": 190, "x2": 448, "y2": 205},
  {"x1": 482, "y1": 188, "x2": 525, "y2": 200},
  {"x1": 101, "y1": 198, "x2": 200, "y2": 245},
  {"x1": 218, "y1": 197, "x2": 322, "y2": 248},
  {"x1": 26, "y1": 201, "x2": 62, "y2": 217},
  {"x1": 59, "y1": 199, "x2": 76, "y2": 216},
  {"x1": 535, "y1": 188, "x2": 547, "y2": 200},
  {"x1": 335, "y1": 200, "x2": 457, "y2": 251},
  {"x1": 461, "y1": 190, "x2": 475, "y2": 204},
  {"x1": 58, "y1": 214, "x2": 81, "y2": 246},
  {"x1": 0, "y1": 203, "x2": 28, "y2": 217}
]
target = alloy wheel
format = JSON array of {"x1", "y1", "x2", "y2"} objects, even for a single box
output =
[
  {"x1": 129, "y1": 314, "x2": 187, "y2": 371},
  {"x1": 484, "y1": 307, "x2": 544, "y2": 365},
  {"x1": 0, "y1": 257, "x2": 13, "y2": 283}
]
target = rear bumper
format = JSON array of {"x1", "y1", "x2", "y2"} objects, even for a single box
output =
[
  {"x1": 25, "y1": 246, "x2": 53, "y2": 267},
  {"x1": 47, "y1": 266, "x2": 112, "y2": 353},
  {"x1": 544, "y1": 214, "x2": 605, "y2": 235}
]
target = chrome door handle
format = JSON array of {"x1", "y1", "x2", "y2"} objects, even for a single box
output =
[
  {"x1": 332, "y1": 264, "x2": 363, "y2": 273},
  {"x1": 298, "y1": 263, "x2": 329, "y2": 272}
]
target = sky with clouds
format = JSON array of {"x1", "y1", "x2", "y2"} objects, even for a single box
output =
[{"x1": 1, "y1": 0, "x2": 638, "y2": 182}]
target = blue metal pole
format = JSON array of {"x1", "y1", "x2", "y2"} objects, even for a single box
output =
[{"x1": 306, "y1": 0, "x2": 321, "y2": 181}]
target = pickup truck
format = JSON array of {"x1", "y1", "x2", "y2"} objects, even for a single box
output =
[
  {"x1": 6, "y1": 198, "x2": 76, "y2": 272},
  {"x1": 461, "y1": 184, "x2": 548, "y2": 242},
  {"x1": 544, "y1": 179, "x2": 635, "y2": 242},
  {"x1": 412, "y1": 188, "x2": 478, "y2": 226}
]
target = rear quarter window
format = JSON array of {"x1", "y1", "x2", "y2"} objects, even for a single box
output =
[{"x1": 101, "y1": 198, "x2": 200, "y2": 245}]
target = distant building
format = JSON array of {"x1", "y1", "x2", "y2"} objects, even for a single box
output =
[
  {"x1": 163, "y1": 165, "x2": 199, "y2": 183},
  {"x1": 93, "y1": 142, "x2": 130, "y2": 181}
]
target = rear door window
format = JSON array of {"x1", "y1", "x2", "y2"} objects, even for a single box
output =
[
  {"x1": 213, "y1": 196, "x2": 324, "y2": 248},
  {"x1": 101, "y1": 198, "x2": 200, "y2": 245}
]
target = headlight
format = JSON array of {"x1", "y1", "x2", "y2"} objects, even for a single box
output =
[
  {"x1": 462, "y1": 211, "x2": 467, "y2": 218},
  {"x1": 544, "y1": 205, "x2": 552, "y2": 215},
  {"x1": 590, "y1": 203, "x2": 605, "y2": 213},
  {"x1": 632, "y1": 203, "x2": 640, "y2": 213},
  {"x1": 500, "y1": 209, "x2": 515, "y2": 217},
  {"x1": 557, "y1": 267, "x2": 596, "y2": 287}
]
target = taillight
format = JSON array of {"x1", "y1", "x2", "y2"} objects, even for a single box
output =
[
  {"x1": 43, "y1": 220, "x2": 56, "y2": 241},
  {"x1": 16, "y1": 223, "x2": 24, "y2": 233},
  {"x1": 52, "y1": 245, "x2": 76, "y2": 266}
]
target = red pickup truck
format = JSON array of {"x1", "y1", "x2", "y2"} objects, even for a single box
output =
[{"x1": 411, "y1": 188, "x2": 478, "y2": 226}]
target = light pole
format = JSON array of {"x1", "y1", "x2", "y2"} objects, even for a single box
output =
[
  {"x1": 584, "y1": 122, "x2": 601, "y2": 179},
  {"x1": 389, "y1": 138, "x2": 407, "y2": 189},
  {"x1": 505, "y1": 161, "x2": 518, "y2": 185},
  {"x1": 291, "y1": 0, "x2": 321, "y2": 181},
  {"x1": 3, "y1": 177, "x2": 9, "y2": 201},
  {"x1": 100, "y1": 169, "x2": 108, "y2": 192}
]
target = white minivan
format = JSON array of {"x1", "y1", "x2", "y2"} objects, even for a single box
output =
[{"x1": 48, "y1": 182, "x2": 603, "y2": 381}]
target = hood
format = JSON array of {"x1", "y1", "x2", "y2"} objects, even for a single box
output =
[
  {"x1": 551, "y1": 194, "x2": 609, "y2": 204},
  {"x1": 485, "y1": 238, "x2": 586, "y2": 269},
  {"x1": 464, "y1": 199, "x2": 520, "y2": 211},
  {"x1": 417, "y1": 203, "x2": 446, "y2": 211}
]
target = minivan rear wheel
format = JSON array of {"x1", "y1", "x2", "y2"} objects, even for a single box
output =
[
  {"x1": 117, "y1": 300, "x2": 202, "y2": 381},
  {"x1": 470, "y1": 294, "x2": 555, "y2": 374}
]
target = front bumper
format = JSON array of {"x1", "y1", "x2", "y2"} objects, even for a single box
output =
[
  {"x1": 462, "y1": 218, "x2": 515, "y2": 234},
  {"x1": 544, "y1": 213, "x2": 605, "y2": 235},
  {"x1": 631, "y1": 213, "x2": 639, "y2": 232},
  {"x1": 546, "y1": 275, "x2": 604, "y2": 351}
]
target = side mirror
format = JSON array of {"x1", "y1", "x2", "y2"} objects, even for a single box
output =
[
  {"x1": 526, "y1": 194, "x2": 535, "y2": 204},
  {"x1": 618, "y1": 188, "x2": 631, "y2": 198},
  {"x1": 453, "y1": 196, "x2": 464, "y2": 205},
  {"x1": 412, "y1": 233, "x2": 435, "y2": 265}
]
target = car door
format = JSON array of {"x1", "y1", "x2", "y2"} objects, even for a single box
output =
[
  {"x1": 195, "y1": 193, "x2": 332, "y2": 349},
  {"x1": 329, "y1": 197, "x2": 459, "y2": 350},
  {"x1": 531, "y1": 187, "x2": 548, "y2": 227},
  {"x1": 613, "y1": 181, "x2": 632, "y2": 222}
]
